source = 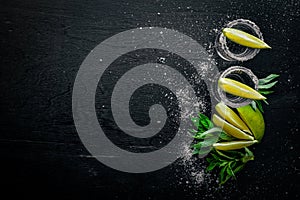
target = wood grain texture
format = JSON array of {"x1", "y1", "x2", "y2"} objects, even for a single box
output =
[{"x1": 0, "y1": 0, "x2": 299, "y2": 199}]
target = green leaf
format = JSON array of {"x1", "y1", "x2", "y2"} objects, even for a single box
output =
[
  {"x1": 251, "y1": 100, "x2": 265, "y2": 113},
  {"x1": 191, "y1": 113, "x2": 214, "y2": 134},
  {"x1": 198, "y1": 113, "x2": 214, "y2": 130},
  {"x1": 207, "y1": 161, "x2": 218, "y2": 171},
  {"x1": 258, "y1": 74, "x2": 279, "y2": 85},
  {"x1": 219, "y1": 165, "x2": 234, "y2": 185},
  {"x1": 216, "y1": 150, "x2": 235, "y2": 160},
  {"x1": 193, "y1": 127, "x2": 222, "y2": 140},
  {"x1": 211, "y1": 153, "x2": 220, "y2": 160},
  {"x1": 219, "y1": 165, "x2": 227, "y2": 183},
  {"x1": 193, "y1": 144, "x2": 212, "y2": 156},
  {"x1": 206, "y1": 148, "x2": 253, "y2": 185},
  {"x1": 196, "y1": 126, "x2": 206, "y2": 135},
  {"x1": 224, "y1": 150, "x2": 245, "y2": 158},
  {"x1": 244, "y1": 147, "x2": 254, "y2": 157},
  {"x1": 193, "y1": 142, "x2": 202, "y2": 150},
  {"x1": 192, "y1": 149, "x2": 200, "y2": 155},
  {"x1": 229, "y1": 161, "x2": 237, "y2": 169},
  {"x1": 255, "y1": 100, "x2": 264, "y2": 113},
  {"x1": 226, "y1": 164, "x2": 234, "y2": 177},
  {"x1": 251, "y1": 101, "x2": 257, "y2": 111},
  {"x1": 258, "y1": 81, "x2": 278, "y2": 89},
  {"x1": 193, "y1": 137, "x2": 218, "y2": 150},
  {"x1": 220, "y1": 162, "x2": 228, "y2": 167},
  {"x1": 211, "y1": 153, "x2": 226, "y2": 162},
  {"x1": 262, "y1": 99, "x2": 269, "y2": 105},
  {"x1": 222, "y1": 174, "x2": 233, "y2": 185},
  {"x1": 206, "y1": 157, "x2": 212, "y2": 162},
  {"x1": 219, "y1": 131, "x2": 235, "y2": 141},
  {"x1": 198, "y1": 148, "x2": 213, "y2": 157},
  {"x1": 203, "y1": 137, "x2": 219, "y2": 147},
  {"x1": 258, "y1": 90, "x2": 274, "y2": 95},
  {"x1": 241, "y1": 153, "x2": 254, "y2": 163},
  {"x1": 233, "y1": 164, "x2": 244, "y2": 173}
]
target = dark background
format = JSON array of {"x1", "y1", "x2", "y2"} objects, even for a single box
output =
[{"x1": 0, "y1": 0, "x2": 299, "y2": 199}]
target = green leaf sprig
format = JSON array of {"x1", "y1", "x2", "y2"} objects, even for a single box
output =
[
  {"x1": 191, "y1": 114, "x2": 217, "y2": 155},
  {"x1": 252, "y1": 74, "x2": 279, "y2": 113},
  {"x1": 190, "y1": 114, "x2": 253, "y2": 185},
  {"x1": 207, "y1": 147, "x2": 254, "y2": 185}
]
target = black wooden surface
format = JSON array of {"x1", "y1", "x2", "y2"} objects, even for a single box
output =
[{"x1": 1, "y1": 0, "x2": 299, "y2": 199}]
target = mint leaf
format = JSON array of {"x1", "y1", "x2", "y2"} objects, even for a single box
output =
[
  {"x1": 220, "y1": 165, "x2": 227, "y2": 183},
  {"x1": 223, "y1": 150, "x2": 244, "y2": 158},
  {"x1": 219, "y1": 132, "x2": 235, "y2": 141},
  {"x1": 244, "y1": 147, "x2": 254, "y2": 157},
  {"x1": 241, "y1": 147, "x2": 255, "y2": 163},
  {"x1": 205, "y1": 148, "x2": 256, "y2": 185},
  {"x1": 197, "y1": 147, "x2": 212, "y2": 157},
  {"x1": 215, "y1": 150, "x2": 235, "y2": 160},
  {"x1": 198, "y1": 113, "x2": 214, "y2": 130},
  {"x1": 251, "y1": 101, "x2": 257, "y2": 111},
  {"x1": 207, "y1": 161, "x2": 218, "y2": 171},
  {"x1": 258, "y1": 90, "x2": 274, "y2": 95},
  {"x1": 226, "y1": 163, "x2": 235, "y2": 177},
  {"x1": 193, "y1": 127, "x2": 222, "y2": 139},
  {"x1": 254, "y1": 100, "x2": 264, "y2": 113},
  {"x1": 258, "y1": 81, "x2": 278, "y2": 89},
  {"x1": 262, "y1": 99, "x2": 269, "y2": 105},
  {"x1": 233, "y1": 164, "x2": 244, "y2": 173},
  {"x1": 258, "y1": 74, "x2": 279, "y2": 85},
  {"x1": 192, "y1": 149, "x2": 200, "y2": 155},
  {"x1": 191, "y1": 113, "x2": 214, "y2": 133}
]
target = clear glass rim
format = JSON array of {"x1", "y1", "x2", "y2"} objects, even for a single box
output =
[
  {"x1": 215, "y1": 19, "x2": 264, "y2": 62},
  {"x1": 215, "y1": 66, "x2": 259, "y2": 108}
]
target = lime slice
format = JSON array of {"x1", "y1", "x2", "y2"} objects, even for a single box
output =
[
  {"x1": 212, "y1": 114, "x2": 254, "y2": 140},
  {"x1": 223, "y1": 28, "x2": 271, "y2": 49},
  {"x1": 218, "y1": 78, "x2": 266, "y2": 100},
  {"x1": 237, "y1": 105, "x2": 265, "y2": 141},
  {"x1": 213, "y1": 140, "x2": 258, "y2": 151},
  {"x1": 215, "y1": 102, "x2": 252, "y2": 135}
]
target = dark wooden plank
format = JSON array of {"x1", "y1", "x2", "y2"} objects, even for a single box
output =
[{"x1": 0, "y1": 0, "x2": 299, "y2": 199}]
